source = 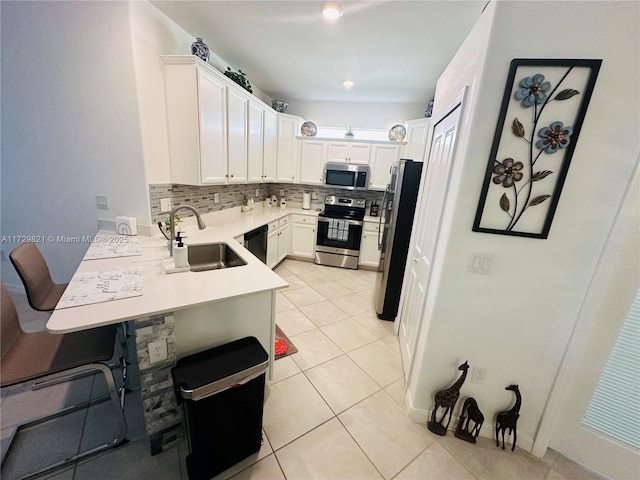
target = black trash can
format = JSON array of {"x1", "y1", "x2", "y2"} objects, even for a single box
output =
[{"x1": 171, "y1": 336, "x2": 269, "y2": 480}]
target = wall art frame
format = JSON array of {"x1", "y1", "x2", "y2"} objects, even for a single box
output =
[{"x1": 472, "y1": 58, "x2": 601, "y2": 239}]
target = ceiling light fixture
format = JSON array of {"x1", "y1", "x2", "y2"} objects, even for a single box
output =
[
  {"x1": 343, "y1": 80, "x2": 354, "y2": 88},
  {"x1": 322, "y1": 4, "x2": 343, "y2": 20}
]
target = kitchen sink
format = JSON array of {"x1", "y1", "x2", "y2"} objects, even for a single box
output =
[{"x1": 188, "y1": 243, "x2": 247, "y2": 272}]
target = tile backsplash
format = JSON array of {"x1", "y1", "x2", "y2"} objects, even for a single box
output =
[{"x1": 149, "y1": 183, "x2": 384, "y2": 223}]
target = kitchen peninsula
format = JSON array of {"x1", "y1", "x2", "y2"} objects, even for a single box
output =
[{"x1": 46, "y1": 203, "x2": 315, "y2": 454}]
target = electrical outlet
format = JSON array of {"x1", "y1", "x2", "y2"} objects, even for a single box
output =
[
  {"x1": 471, "y1": 366, "x2": 487, "y2": 384},
  {"x1": 95, "y1": 194, "x2": 109, "y2": 210},
  {"x1": 160, "y1": 198, "x2": 172, "y2": 212},
  {"x1": 148, "y1": 339, "x2": 168, "y2": 364},
  {"x1": 279, "y1": 189, "x2": 284, "y2": 196},
  {"x1": 312, "y1": 191, "x2": 318, "y2": 200},
  {"x1": 255, "y1": 188, "x2": 260, "y2": 197},
  {"x1": 214, "y1": 192, "x2": 219, "y2": 203}
]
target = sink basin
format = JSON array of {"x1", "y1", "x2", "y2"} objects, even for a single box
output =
[{"x1": 188, "y1": 243, "x2": 247, "y2": 272}]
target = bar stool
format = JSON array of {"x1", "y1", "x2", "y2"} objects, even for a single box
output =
[
  {"x1": 9, "y1": 242, "x2": 67, "y2": 312},
  {"x1": 9, "y1": 242, "x2": 130, "y2": 407},
  {"x1": 0, "y1": 282, "x2": 128, "y2": 478}
]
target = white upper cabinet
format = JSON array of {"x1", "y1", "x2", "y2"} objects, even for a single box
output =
[
  {"x1": 299, "y1": 139, "x2": 327, "y2": 185},
  {"x1": 164, "y1": 60, "x2": 228, "y2": 184},
  {"x1": 276, "y1": 113, "x2": 302, "y2": 182},
  {"x1": 327, "y1": 141, "x2": 371, "y2": 164},
  {"x1": 247, "y1": 99, "x2": 265, "y2": 183},
  {"x1": 162, "y1": 55, "x2": 279, "y2": 186},
  {"x1": 369, "y1": 144, "x2": 401, "y2": 190},
  {"x1": 403, "y1": 118, "x2": 432, "y2": 162},
  {"x1": 227, "y1": 88, "x2": 248, "y2": 183},
  {"x1": 262, "y1": 109, "x2": 277, "y2": 182}
]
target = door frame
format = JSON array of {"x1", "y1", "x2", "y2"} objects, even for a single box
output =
[
  {"x1": 532, "y1": 159, "x2": 639, "y2": 477},
  {"x1": 395, "y1": 86, "x2": 469, "y2": 381}
]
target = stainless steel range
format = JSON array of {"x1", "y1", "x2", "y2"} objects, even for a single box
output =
[{"x1": 315, "y1": 196, "x2": 366, "y2": 270}]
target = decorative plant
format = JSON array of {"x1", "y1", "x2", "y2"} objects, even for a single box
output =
[
  {"x1": 241, "y1": 194, "x2": 249, "y2": 206},
  {"x1": 492, "y1": 71, "x2": 581, "y2": 231},
  {"x1": 345, "y1": 125, "x2": 354, "y2": 137},
  {"x1": 162, "y1": 214, "x2": 182, "y2": 233},
  {"x1": 224, "y1": 67, "x2": 252, "y2": 93}
]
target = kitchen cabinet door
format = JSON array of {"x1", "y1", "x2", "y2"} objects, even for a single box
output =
[
  {"x1": 164, "y1": 62, "x2": 228, "y2": 185},
  {"x1": 266, "y1": 220, "x2": 279, "y2": 268},
  {"x1": 247, "y1": 100, "x2": 265, "y2": 183},
  {"x1": 327, "y1": 142, "x2": 371, "y2": 164},
  {"x1": 291, "y1": 215, "x2": 316, "y2": 259},
  {"x1": 198, "y1": 70, "x2": 229, "y2": 183},
  {"x1": 369, "y1": 144, "x2": 401, "y2": 190},
  {"x1": 277, "y1": 219, "x2": 291, "y2": 263},
  {"x1": 276, "y1": 114, "x2": 302, "y2": 182},
  {"x1": 262, "y1": 109, "x2": 277, "y2": 182},
  {"x1": 403, "y1": 118, "x2": 432, "y2": 162},
  {"x1": 227, "y1": 88, "x2": 248, "y2": 183},
  {"x1": 299, "y1": 140, "x2": 327, "y2": 185},
  {"x1": 359, "y1": 221, "x2": 382, "y2": 267}
]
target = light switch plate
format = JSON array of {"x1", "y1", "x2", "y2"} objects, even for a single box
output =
[{"x1": 467, "y1": 252, "x2": 493, "y2": 275}]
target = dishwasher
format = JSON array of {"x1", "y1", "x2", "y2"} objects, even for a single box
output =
[{"x1": 243, "y1": 225, "x2": 268, "y2": 264}]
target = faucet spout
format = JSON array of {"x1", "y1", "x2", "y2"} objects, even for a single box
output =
[{"x1": 169, "y1": 205, "x2": 206, "y2": 256}]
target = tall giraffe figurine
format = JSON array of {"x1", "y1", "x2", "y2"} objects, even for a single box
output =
[
  {"x1": 496, "y1": 384, "x2": 521, "y2": 451},
  {"x1": 428, "y1": 361, "x2": 469, "y2": 435}
]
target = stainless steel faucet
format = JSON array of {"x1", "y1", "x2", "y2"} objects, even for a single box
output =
[{"x1": 169, "y1": 205, "x2": 206, "y2": 256}]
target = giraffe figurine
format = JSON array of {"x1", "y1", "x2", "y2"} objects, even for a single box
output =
[
  {"x1": 496, "y1": 384, "x2": 521, "y2": 451},
  {"x1": 455, "y1": 397, "x2": 484, "y2": 443},
  {"x1": 428, "y1": 361, "x2": 469, "y2": 436}
]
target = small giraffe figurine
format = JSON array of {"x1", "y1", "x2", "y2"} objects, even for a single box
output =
[
  {"x1": 455, "y1": 397, "x2": 484, "y2": 443},
  {"x1": 428, "y1": 361, "x2": 469, "y2": 436},
  {"x1": 496, "y1": 384, "x2": 521, "y2": 451}
]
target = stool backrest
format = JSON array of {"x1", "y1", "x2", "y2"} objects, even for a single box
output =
[
  {"x1": 10, "y1": 242, "x2": 58, "y2": 311},
  {"x1": 1, "y1": 282, "x2": 24, "y2": 363}
]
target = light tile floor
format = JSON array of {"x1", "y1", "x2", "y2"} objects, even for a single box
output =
[{"x1": 2, "y1": 260, "x2": 604, "y2": 479}]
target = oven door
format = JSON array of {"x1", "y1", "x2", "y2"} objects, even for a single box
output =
[{"x1": 315, "y1": 217, "x2": 363, "y2": 255}]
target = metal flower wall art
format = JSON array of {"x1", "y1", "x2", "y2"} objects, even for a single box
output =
[{"x1": 473, "y1": 59, "x2": 601, "y2": 238}]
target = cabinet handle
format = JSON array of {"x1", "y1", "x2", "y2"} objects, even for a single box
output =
[{"x1": 230, "y1": 174, "x2": 234, "y2": 178}]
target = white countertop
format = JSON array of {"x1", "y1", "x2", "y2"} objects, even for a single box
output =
[{"x1": 46, "y1": 204, "x2": 320, "y2": 333}]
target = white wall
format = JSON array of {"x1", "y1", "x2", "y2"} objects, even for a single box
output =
[
  {"x1": 1, "y1": 1, "x2": 149, "y2": 287},
  {"x1": 289, "y1": 99, "x2": 426, "y2": 131},
  {"x1": 407, "y1": 0, "x2": 640, "y2": 454}
]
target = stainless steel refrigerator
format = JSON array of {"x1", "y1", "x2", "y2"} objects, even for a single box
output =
[{"x1": 375, "y1": 159, "x2": 423, "y2": 321}]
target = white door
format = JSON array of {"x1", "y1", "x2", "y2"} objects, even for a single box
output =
[
  {"x1": 398, "y1": 101, "x2": 463, "y2": 375},
  {"x1": 535, "y1": 165, "x2": 640, "y2": 479}
]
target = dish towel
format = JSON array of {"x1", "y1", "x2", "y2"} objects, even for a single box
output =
[{"x1": 327, "y1": 219, "x2": 350, "y2": 241}]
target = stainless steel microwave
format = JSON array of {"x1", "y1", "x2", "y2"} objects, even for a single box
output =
[{"x1": 323, "y1": 162, "x2": 369, "y2": 190}]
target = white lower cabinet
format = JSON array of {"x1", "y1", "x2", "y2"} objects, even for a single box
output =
[
  {"x1": 267, "y1": 217, "x2": 291, "y2": 268},
  {"x1": 277, "y1": 217, "x2": 290, "y2": 263},
  {"x1": 359, "y1": 220, "x2": 382, "y2": 267},
  {"x1": 266, "y1": 220, "x2": 279, "y2": 268},
  {"x1": 290, "y1": 214, "x2": 316, "y2": 259}
]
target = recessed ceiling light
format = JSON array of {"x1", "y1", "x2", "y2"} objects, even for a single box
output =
[
  {"x1": 322, "y1": 5, "x2": 343, "y2": 20},
  {"x1": 343, "y1": 80, "x2": 354, "y2": 88}
]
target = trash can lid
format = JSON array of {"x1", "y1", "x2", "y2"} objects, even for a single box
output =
[{"x1": 172, "y1": 337, "x2": 268, "y2": 398}]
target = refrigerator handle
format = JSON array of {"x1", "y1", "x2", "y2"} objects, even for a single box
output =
[{"x1": 378, "y1": 184, "x2": 389, "y2": 249}]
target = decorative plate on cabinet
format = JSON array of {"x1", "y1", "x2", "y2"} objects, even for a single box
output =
[
  {"x1": 388, "y1": 124, "x2": 407, "y2": 141},
  {"x1": 301, "y1": 121, "x2": 317, "y2": 137}
]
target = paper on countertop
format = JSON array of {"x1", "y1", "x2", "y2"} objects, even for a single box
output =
[
  {"x1": 56, "y1": 267, "x2": 143, "y2": 309},
  {"x1": 83, "y1": 234, "x2": 142, "y2": 260}
]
